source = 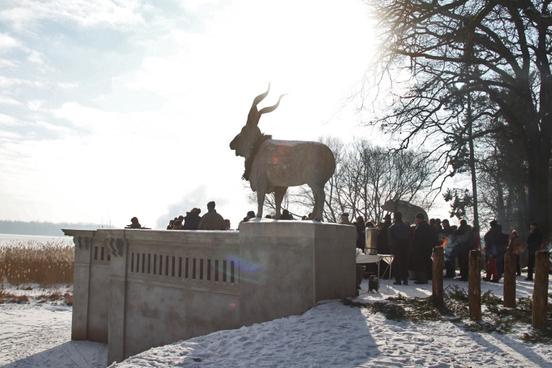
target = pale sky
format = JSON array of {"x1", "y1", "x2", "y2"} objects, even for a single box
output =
[{"x1": 0, "y1": 0, "x2": 452, "y2": 228}]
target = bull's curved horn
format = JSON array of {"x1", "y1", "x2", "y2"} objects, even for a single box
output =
[
  {"x1": 252, "y1": 83, "x2": 271, "y2": 108},
  {"x1": 259, "y1": 94, "x2": 286, "y2": 115}
]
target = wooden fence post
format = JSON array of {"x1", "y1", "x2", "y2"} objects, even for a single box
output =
[
  {"x1": 532, "y1": 250, "x2": 550, "y2": 329},
  {"x1": 469, "y1": 249, "x2": 481, "y2": 321},
  {"x1": 432, "y1": 246, "x2": 444, "y2": 307},
  {"x1": 503, "y1": 249, "x2": 516, "y2": 308}
]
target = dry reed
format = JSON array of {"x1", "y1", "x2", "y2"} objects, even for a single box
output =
[{"x1": 0, "y1": 240, "x2": 74, "y2": 286}]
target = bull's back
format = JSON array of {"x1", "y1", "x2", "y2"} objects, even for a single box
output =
[{"x1": 254, "y1": 140, "x2": 335, "y2": 187}]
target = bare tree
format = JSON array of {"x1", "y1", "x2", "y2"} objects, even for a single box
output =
[
  {"x1": 370, "y1": 0, "x2": 552, "y2": 236},
  {"x1": 272, "y1": 139, "x2": 436, "y2": 223}
]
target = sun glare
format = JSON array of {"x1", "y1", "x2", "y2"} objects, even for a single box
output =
[{"x1": 0, "y1": 0, "x2": 377, "y2": 227}]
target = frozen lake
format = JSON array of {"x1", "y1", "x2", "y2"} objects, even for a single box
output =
[{"x1": 0, "y1": 233, "x2": 73, "y2": 247}]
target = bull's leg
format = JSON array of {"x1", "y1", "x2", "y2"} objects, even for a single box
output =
[
  {"x1": 257, "y1": 191, "x2": 266, "y2": 219},
  {"x1": 273, "y1": 187, "x2": 287, "y2": 219},
  {"x1": 311, "y1": 183, "x2": 325, "y2": 221}
]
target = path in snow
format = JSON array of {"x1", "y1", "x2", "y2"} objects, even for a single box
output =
[{"x1": 0, "y1": 303, "x2": 106, "y2": 368}]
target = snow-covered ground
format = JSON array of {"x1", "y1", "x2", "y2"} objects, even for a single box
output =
[
  {"x1": 0, "y1": 284, "x2": 106, "y2": 368},
  {"x1": 0, "y1": 303, "x2": 106, "y2": 368},
  {"x1": 113, "y1": 277, "x2": 552, "y2": 368},
  {"x1": 1, "y1": 278, "x2": 550, "y2": 368},
  {"x1": 114, "y1": 301, "x2": 551, "y2": 368},
  {"x1": 357, "y1": 276, "x2": 547, "y2": 302}
]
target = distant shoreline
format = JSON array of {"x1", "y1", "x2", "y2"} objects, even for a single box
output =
[{"x1": 0, "y1": 220, "x2": 105, "y2": 237}]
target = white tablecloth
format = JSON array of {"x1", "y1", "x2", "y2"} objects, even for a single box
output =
[
  {"x1": 356, "y1": 253, "x2": 394, "y2": 279},
  {"x1": 356, "y1": 254, "x2": 394, "y2": 265}
]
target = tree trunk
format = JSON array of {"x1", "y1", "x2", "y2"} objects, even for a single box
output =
[
  {"x1": 532, "y1": 250, "x2": 550, "y2": 329},
  {"x1": 503, "y1": 250, "x2": 516, "y2": 308},
  {"x1": 432, "y1": 247, "x2": 444, "y2": 307},
  {"x1": 527, "y1": 149, "x2": 551, "y2": 238},
  {"x1": 467, "y1": 93, "x2": 479, "y2": 230},
  {"x1": 469, "y1": 250, "x2": 481, "y2": 321},
  {"x1": 517, "y1": 182, "x2": 529, "y2": 240},
  {"x1": 496, "y1": 177, "x2": 506, "y2": 227}
]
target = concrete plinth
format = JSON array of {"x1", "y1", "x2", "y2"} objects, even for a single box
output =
[{"x1": 239, "y1": 221, "x2": 356, "y2": 325}]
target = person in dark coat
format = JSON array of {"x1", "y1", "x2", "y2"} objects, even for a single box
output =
[
  {"x1": 198, "y1": 201, "x2": 226, "y2": 230},
  {"x1": 442, "y1": 219, "x2": 453, "y2": 236},
  {"x1": 526, "y1": 222, "x2": 543, "y2": 281},
  {"x1": 389, "y1": 211, "x2": 410, "y2": 285},
  {"x1": 183, "y1": 208, "x2": 202, "y2": 230},
  {"x1": 126, "y1": 217, "x2": 142, "y2": 229},
  {"x1": 171, "y1": 215, "x2": 185, "y2": 230},
  {"x1": 166, "y1": 219, "x2": 175, "y2": 230},
  {"x1": 241, "y1": 210, "x2": 256, "y2": 223},
  {"x1": 340, "y1": 212, "x2": 351, "y2": 225},
  {"x1": 377, "y1": 214, "x2": 392, "y2": 278},
  {"x1": 377, "y1": 214, "x2": 392, "y2": 254},
  {"x1": 280, "y1": 209, "x2": 294, "y2": 220},
  {"x1": 412, "y1": 213, "x2": 437, "y2": 284},
  {"x1": 354, "y1": 216, "x2": 366, "y2": 251},
  {"x1": 495, "y1": 224, "x2": 509, "y2": 279},
  {"x1": 456, "y1": 219, "x2": 472, "y2": 281},
  {"x1": 484, "y1": 220, "x2": 501, "y2": 282}
]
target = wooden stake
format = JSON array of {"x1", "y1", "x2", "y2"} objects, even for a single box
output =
[
  {"x1": 432, "y1": 246, "x2": 444, "y2": 307},
  {"x1": 532, "y1": 250, "x2": 550, "y2": 329},
  {"x1": 469, "y1": 249, "x2": 481, "y2": 321},
  {"x1": 503, "y1": 249, "x2": 516, "y2": 308}
]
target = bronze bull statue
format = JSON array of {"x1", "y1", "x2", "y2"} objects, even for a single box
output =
[{"x1": 230, "y1": 85, "x2": 335, "y2": 220}]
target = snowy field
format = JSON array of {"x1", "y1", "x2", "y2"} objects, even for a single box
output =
[{"x1": 1, "y1": 278, "x2": 551, "y2": 368}]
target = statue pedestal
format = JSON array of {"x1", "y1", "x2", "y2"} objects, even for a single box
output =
[
  {"x1": 64, "y1": 221, "x2": 356, "y2": 364},
  {"x1": 239, "y1": 220, "x2": 356, "y2": 325}
]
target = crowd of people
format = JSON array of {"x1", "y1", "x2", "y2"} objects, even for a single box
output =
[
  {"x1": 127, "y1": 205, "x2": 546, "y2": 285},
  {"x1": 351, "y1": 211, "x2": 547, "y2": 285},
  {"x1": 128, "y1": 201, "x2": 231, "y2": 231},
  {"x1": 483, "y1": 221, "x2": 544, "y2": 282}
]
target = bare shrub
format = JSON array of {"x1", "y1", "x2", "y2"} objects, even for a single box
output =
[
  {"x1": 0, "y1": 290, "x2": 30, "y2": 304},
  {"x1": 0, "y1": 241, "x2": 74, "y2": 286}
]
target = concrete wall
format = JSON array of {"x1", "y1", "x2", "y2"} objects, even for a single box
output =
[
  {"x1": 64, "y1": 222, "x2": 356, "y2": 365},
  {"x1": 64, "y1": 229, "x2": 110, "y2": 343},
  {"x1": 239, "y1": 221, "x2": 356, "y2": 326},
  {"x1": 117, "y1": 230, "x2": 241, "y2": 360}
]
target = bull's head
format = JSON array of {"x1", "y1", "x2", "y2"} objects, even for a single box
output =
[{"x1": 229, "y1": 84, "x2": 284, "y2": 158}]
